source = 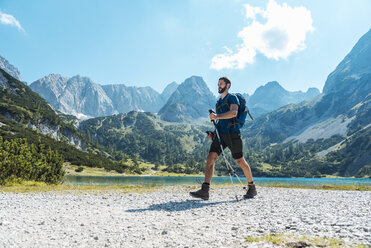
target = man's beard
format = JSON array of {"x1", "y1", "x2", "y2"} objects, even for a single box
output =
[{"x1": 218, "y1": 86, "x2": 227, "y2": 94}]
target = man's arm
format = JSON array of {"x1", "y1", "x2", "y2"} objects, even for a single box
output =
[{"x1": 210, "y1": 104, "x2": 238, "y2": 120}]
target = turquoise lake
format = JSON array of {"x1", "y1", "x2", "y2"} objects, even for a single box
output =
[{"x1": 64, "y1": 176, "x2": 371, "y2": 187}]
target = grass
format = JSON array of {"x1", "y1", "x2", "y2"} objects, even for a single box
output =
[
  {"x1": 64, "y1": 161, "x2": 156, "y2": 177},
  {"x1": 207, "y1": 182, "x2": 371, "y2": 191},
  {"x1": 262, "y1": 183, "x2": 371, "y2": 191},
  {"x1": 63, "y1": 163, "x2": 125, "y2": 177},
  {"x1": 259, "y1": 162, "x2": 275, "y2": 171},
  {"x1": 1, "y1": 179, "x2": 369, "y2": 194},
  {"x1": 245, "y1": 233, "x2": 368, "y2": 247},
  {"x1": 151, "y1": 171, "x2": 204, "y2": 177},
  {"x1": 0, "y1": 180, "x2": 175, "y2": 194}
]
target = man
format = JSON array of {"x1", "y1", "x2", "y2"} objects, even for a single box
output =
[{"x1": 190, "y1": 77, "x2": 257, "y2": 200}]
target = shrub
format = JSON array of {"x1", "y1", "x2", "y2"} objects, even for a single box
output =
[
  {"x1": 0, "y1": 137, "x2": 64, "y2": 185},
  {"x1": 75, "y1": 166, "x2": 84, "y2": 173}
]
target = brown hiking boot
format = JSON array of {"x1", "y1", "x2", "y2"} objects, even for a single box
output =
[
  {"x1": 244, "y1": 183, "x2": 257, "y2": 199},
  {"x1": 190, "y1": 183, "x2": 209, "y2": 200}
]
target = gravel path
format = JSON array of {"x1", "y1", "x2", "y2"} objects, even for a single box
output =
[{"x1": 0, "y1": 186, "x2": 370, "y2": 247}]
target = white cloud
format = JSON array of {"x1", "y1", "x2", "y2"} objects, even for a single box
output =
[
  {"x1": 244, "y1": 4, "x2": 263, "y2": 20},
  {"x1": 210, "y1": 0, "x2": 314, "y2": 70},
  {"x1": 0, "y1": 10, "x2": 24, "y2": 31}
]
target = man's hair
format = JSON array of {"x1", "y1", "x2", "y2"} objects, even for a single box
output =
[{"x1": 219, "y1": 77, "x2": 231, "y2": 86}]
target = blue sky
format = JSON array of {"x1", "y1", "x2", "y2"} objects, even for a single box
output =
[{"x1": 1, "y1": 0, "x2": 370, "y2": 95}]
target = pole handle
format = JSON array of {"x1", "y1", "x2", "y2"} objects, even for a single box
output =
[{"x1": 208, "y1": 109, "x2": 216, "y2": 125}]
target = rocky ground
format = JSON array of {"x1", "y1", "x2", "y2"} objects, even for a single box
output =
[{"x1": 0, "y1": 186, "x2": 370, "y2": 247}]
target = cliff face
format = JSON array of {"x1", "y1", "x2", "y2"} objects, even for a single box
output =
[
  {"x1": 0, "y1": 55, "x2": 22, "y2": 81},
  {"x1": 323, "y1": 28, "x2": 371, "y2": 94}
]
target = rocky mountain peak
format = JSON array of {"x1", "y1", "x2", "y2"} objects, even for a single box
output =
[
  {"x1": 68, "y1": 75, "x2": 96, "y2": 85},
  {"x1": 253, "y1": 81, "x2": 287, "y2": 96},
  {"x1": 161, "y1": 81, "x2": 178, "y2": 101},
  {"x1": 158, "y1": 76, "x2": 216, "y2": 122},
  {"x1": 323, "y1": 28, "x2": 371, "y2": 94},
  {"x1": 178, "y1": 76, "x2": 210, "y2": 93},
  {"x1": 0, "y1": 55, "x2": 22, "y2": 81},
  {"x1": 306, "y1": 87, "x2": 321, "y2": 96},
  {"x1": 247, "y1": 81, "x2": 320, "y2": 117},
  {"x1": 37, "y1": 74, "x2": 68, "y2": 85}
]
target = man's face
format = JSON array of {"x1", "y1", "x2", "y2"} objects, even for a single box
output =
[{"x1": 218, "y1": 79, "x2": 228, "y2": 93}]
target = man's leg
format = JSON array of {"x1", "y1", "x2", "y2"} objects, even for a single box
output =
[
  {"x1": 235, "y1": 157, "x2": 253, "y2": 183},
  {"x1": 235, "y1": 156, "x2": 257, "y2": 199},
  {"x1": 227, "y1": 132, "x2": 253, "y2": 183},
  {"x1": 190, "y1": 152, "x2": 219, "y2": 200},
  {"x1": 204, "y1": 152, "x2": 219, "y2": 184},
  {"x1": 227, "y1": 131, "x2": 257, "y2": 199}
]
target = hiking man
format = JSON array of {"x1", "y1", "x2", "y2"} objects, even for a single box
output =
[{"x1": 190, "y1": 76, "x2": 257, "y2": 200}]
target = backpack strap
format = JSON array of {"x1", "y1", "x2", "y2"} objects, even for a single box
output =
[
  {"x1": 215, "y1": 98, "x2": 221, "y2": 112},
  {"x1": 223, "y1": 93, "x2": 231, "y2": 108},
  {"x1": 216, "y1": 94, "x2": 230, "y2": 113},
  {"x1": 225, "y1": 93, "x2": 239, "y2": 129}
]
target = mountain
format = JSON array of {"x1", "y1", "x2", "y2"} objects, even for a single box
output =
[
  {"x1": 247, "y1": 81, "x2": 320, "y2": 117},
  {"x1": 323, "y1": 28, "x2": 371, "y2": 94},
  {"x1": 102, "y1": 84, "x2": 164, "y2": 114},
  {"x1": 241, "y1": 29, "x2": 371, "y2": 177},
  {"x1": 78, "y1": 111, "x2": 210, "y2": 167},
  {"x1": 30, "y1": 75, "x2": 174, "y2": 118},
  {"x1": 0, "y1": 55, "x2": 22, "y2": 81},
  {"x1": 30, "y1": 74, "x2": 115, "y2": 118},
  {"x1": 29, "y1": 70, "x2": 320, "y2": 121},
  {"x1": 0, "y1": 68, "x2": 85, "y2": 147},
  {"x1": 160, "y1": 81, "x2": 179, "y2": 102},
  {"x1": 158, "y1": 76, "x2": 216, "y2": 122},
  {"x1": 76, "y1": 29, "x2": 371, "y2": 177},
  {"x1": 0, "y1": 68, "x2": 141, "y2": 177},
  {"x1": 0, "y1": 67, "x2": 87, "y2": 153},
  {"x1": 157, "y1": 78, "x2": 319, "y2": 122}
]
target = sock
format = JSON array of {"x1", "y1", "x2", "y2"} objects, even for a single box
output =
[
  {"x1": 248, "y1": 181, "x2": 254, "y2": 185},
  {"x1": 203, "y1": 182, "x2": 210, "y2": 185}
]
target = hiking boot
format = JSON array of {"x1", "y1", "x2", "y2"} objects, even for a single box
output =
[
  {"x1": 190, "y1": 183, "x2": 209, "y2": 200},
  {"x1": 244, "y1": 183, "x2": 257, "y2": 199}
]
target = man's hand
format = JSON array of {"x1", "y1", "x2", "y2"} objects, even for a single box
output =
[
  {"x1": 206, "y1": 131, "x2": 214, "y2": 140},
  {"x1": 212, "y1": 104, "x2": 238, "y2": 120},
  {"x1": 209, "y1": 112, "x2": 217, "y2": 121}
]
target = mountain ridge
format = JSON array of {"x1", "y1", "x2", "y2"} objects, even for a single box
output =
[
  {"x1": 30, "y1": 74, "x2": 177, "y2": 118},
  {"x1": 323, "y1": 28, "x2": 371, "y2": 94},
  {"x1": 0, "y1": 55, "x2": 22, "y2": 81},
  {"x1": 247, "y1": 81, "x2": 320, "y2": 117},
  {"x1": 241, "y1": 29, "x2": 371, "y2": 176}
]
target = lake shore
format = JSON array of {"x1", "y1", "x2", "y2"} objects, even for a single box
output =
[
  {"x1": 1, "y1": 186, "x2": 370, "y2": 247},
  {"x1": 63, "y1": 163, "x2": 205, "y2": 177},
  {"x1": 63, "y1": 163, "x2": 371, "y2": 179}
]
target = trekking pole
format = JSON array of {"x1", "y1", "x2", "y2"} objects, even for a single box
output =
[
  {"x1": 208, "y1": 110, "x2": 247, "y2": 201},
  {"x1": 247, "y1": 110, "x2": 254, "y2": 120}
]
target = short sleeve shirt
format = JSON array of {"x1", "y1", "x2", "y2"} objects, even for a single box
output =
[{"x1": 216, "y1": 93, "x2": 240, "y2": 134}]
